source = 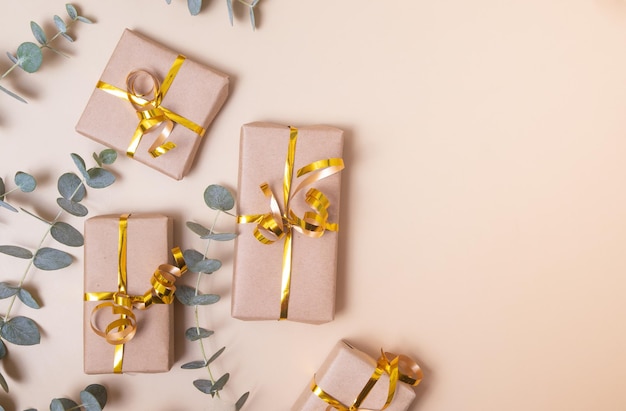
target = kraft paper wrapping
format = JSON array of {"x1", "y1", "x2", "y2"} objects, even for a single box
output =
[
  {"x1": 291, "y1": 341, "x2": 417, "y2": 411},
  {"x1": 232, "y1": 122, "x2": 344, "y2": 324},
  {"x1": 75, "y1": 28, "x2": 229, "y2": 180},
  {"x1": 83, "y1": 214, "x2": 174, "y2": 374}
]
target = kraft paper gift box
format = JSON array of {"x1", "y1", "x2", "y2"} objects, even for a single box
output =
[
  {"x1": 83, "y1": 213, "x2": 182, "y2": 374},
  {"x1": 76, "y1": 28, "x2": 229, "y2": 180},
  {"x1": 232, "y1": 122, "x2": 345, "y2": 324},
  {"x1": 291, "y1": 340, "x2": 423, "y2": 411}
]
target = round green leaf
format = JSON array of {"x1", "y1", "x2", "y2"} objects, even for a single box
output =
[
  {"x1": 175, "y1": 285, "x2": 197, "y2": 306},
  {"x1": 182, "y1": 249, "x2": 204, "y2": 268},
  {"x1": 0, "y1": 339, "x2": 7, "y2": 360},
  {"x1": 66, "y1": 4, "x2": 78, "y2": 20},
  {"x1": 98, "y1": 149, "x2": 117, "y2": 165},
  {"x1": 51, "y1": 222, "x2": 84, "y2": 247},
  {"x1": 0, "y1": 282, "x2": 20, "y2": 299},
  {"x1": 190, "y1": 258, "x2": 221, "y2": 274},
  {"x1": 15, "y1": 171, "x2": 36, "y2": 192},
  {"x1": 200, "y1": 232, "x2": 237, "y2": 241},
  {"x1": 50, "y1": 398, "x2": 78, "y2": 411},
  {"x1": 53, "y1": 15, "x2": 67, "y2": 33},
  {"x1": 71, "y1": 153, "x2": 88, "y2": 178},
  {"x1": 84, "y1": 384, "x2": 107, "y2": 408},
  {"x1": 185, "y1": 327, "x2": 213, "y2": 341},
  {"x1": 18, "y1": 287, "x2": 40, "y2": 309},
  {"x1": 57, "y1": 198, "x2": 89, "y2": 217},
  {"x1": 186, "y1": 221, "x2": 211, "y2": 237},
  {"x1": 0, "y1": 245, "x2": 33, "y2": 259},
  {"x1": 0, "y1": 177, "x2": 5, "y2": 197},
  {"x1": 58, "y1": 172, "x2": 86, "y2": 201},
  {"x1": 33, "y1": 247, "x2": 72, "y2": 270},
  {"x1": 0, "y1": 371, "x2": 7, "y2": 394},
  {"x1": 1, "y1": 316, "x2": 40, "y2": 345},
  {"x1": 80, "y1": 390, "x2": 103, "y2": 411},
  {"x1": 204, "y1": 185, "x2": 234, "y2": 211},
  {"x1": 193, "y1": 379, "x2": 213, "y2": 394},
  {"x1": 16, "y1": 42, "x2": 43, "y2": 73},
  {"x1": 86, "y1": 168, "x2": 115, "y2": 189},
  {"x1": 30, "y1": 21, "x2": 47, "y2": 45}
]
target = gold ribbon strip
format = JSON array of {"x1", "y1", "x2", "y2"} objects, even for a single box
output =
[
  {"x1": 237, "y1": 126, "x2": 344, "y2": 320},
  {"x1": 96, "y1": 55, "x2": 206, "y2": 158},
  {"x1": 311, "y1": 350, "x2": 423, "y2": 411},
  {"x1": 84, "y1": 214, "x2": 187, "y2": 373}
]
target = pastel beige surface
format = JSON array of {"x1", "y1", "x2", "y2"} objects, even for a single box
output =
[{"x1": 0, "y1": 1, "x2": 625, "y2": 410}]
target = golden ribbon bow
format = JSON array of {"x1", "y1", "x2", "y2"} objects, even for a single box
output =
[
  {"x1": 96, "y1": 55, "x2": 205, "y2": 158},
  {"x1": 311, "y1": 350, "x2": 423, "y2": 411},
  {"x1": 84, "y1": 214, "x2": 187, "y2": 373},
  {"x1": 237, "y1": 126, "x2": 344, "y2": 320}
]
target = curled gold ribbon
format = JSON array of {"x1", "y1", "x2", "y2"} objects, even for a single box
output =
[
  {"x1": 96, "y1": 55, "x2": 206, "y2": 158},
  {"x1": 311, "y1": 350, "x2": 423, "y2": 411},
  {"x1": 237, "y1": 126, "x2": 344, "y2": 320},
  {"x1": 84, "y1": 214, "x2": 187, "y2": 373}
]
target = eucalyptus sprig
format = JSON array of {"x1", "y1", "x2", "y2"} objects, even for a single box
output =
[
  {"x1": 0, "y1": 4, "x2": 93, "y2": 103},
  {"x1": 0, "y1": 149, "x2": 117, "y2": 393},
  {"x1": 0, "y1": 172, "x2": 37, "y2": 212},
  {"x1": 0, "y1": 383, "x2": 108, "y2": 411},
  {"x1": 165, "y1": 0, "x2": 260, "y2": 30},
  {"x1": 178, "y1": 184, "x2": 248, "y2": 410}
]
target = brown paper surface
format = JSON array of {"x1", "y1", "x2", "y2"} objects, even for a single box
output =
[
  {"x1": 75, "y1": 28, "x2": 229, "y2": 180},
  {"x1": 231, "y1": 122, "x2": 343, "y2": 324},
  {"x1": 291, "y1": 341, "x2": 417, "y2": 411},
  {"x1": 83, "y1": 213, "x2": 174, "y2": 374}
]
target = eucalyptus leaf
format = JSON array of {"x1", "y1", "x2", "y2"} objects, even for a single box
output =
[
  {"x1": 0, "y1": 282, "x2": 20, "y2": 299},
  {"x1": 83, "y1": 384, "x2": 107, "y2": 408},
  {"x1": 15, "y1": 171, "x2": 36, "y2": 192},
  {"x1": 0, "y1": 245, "x2": 33, "y2": 259},
  {"x1": 0, "y1": 177, "x2": 4, "y2": 197},
  {"x1": 61, "y1": 32, "x2": 74, "y2": 43},
  {"x1": 80, "y1": 390, "x2": 102, "y2": 411},
  {"x1": 204, "y1": 185, "x2": 234, "y2": 211},
  {"x1": 207, "y1": 346, "x2": 225, "y2": 365},
  {"x1": 185, "y1": 327, "x2": 213, "y2": 341},
  {"x1": 0, "y1": 84, "x2": 27, "y2": 103},
  {"x1": 249, "y1": 7, "x2": 256, "y2": 30},
  {"x1": 0, "y1": 200, "x2": 18, "y2": 213},
  {"x1": 226, "y1": 0, "x2": 234, "y2": 25},
  {"x1": 33, "y1": 247, "x2": 72, "y2": 270},
  {"x1": 193, "y1": 379, "x2": 213, "y2": 394},
  {"x1": 236, "y1": 391, "x2": 250, "y2": 411},
  {"x1": 71, "y1": 153, "x2": 88, "y2": 179},
  {"x1": 191, "y1": 293, "x2": 220, "y2": 306},
  {"x1": 98, "y1": 149, "x2": 117, "y2": 165},
  {"x1": 200, "y1": 232, "x2": 237, "y2": 241},
  {"x1": 56, "y1": 198, "x2": 88, "y2": 217},
  {"x1": 165, "y1": 0, "x2": 172, "y2": 4},
  {"x1": 57, "y1": 172, "x2": 86, "y2": 201},
  {"x1": 53, "y1": 15, "x2": 67, "y2": 33},
  {"x1": 77, "y1": 16, "x2": 93, "y2": 24},
  {"x1": 30, "y1": 21, "x2": 47, "y2": 45},
  {"x1": 188, "y1": 0, "x2": 202, "y2": 15},
  {"x1": 182, "y1": 249, "x2": 204, "y2": 269},
  {"x1": 0, "y1": 339, "x2": 6, "y2": 359},
  {"x1": 175, "y1": 285, "x2": 198, "y2": 306},
  {"x1": 86, "y1": 168, "x2": 115, "y2": 189},
  {"x1": 50, "y1": 398, "x2": 78, "y2": 411},
  {"x1": 18, "y1": 288, "x2": 40, "y2": 309},
  {"x1": 66, "y1": 4, "x2": 78, "y2": 20},
  {"x1": 212, "y1": 373, "x2": 230, "y2": 394},
  {"x1": 0, "y1": 316, "x2": 40, "y2": 345},
  {"x1": 0, "y1": 371, "x2": 7, "y2": 394},
  {"x1": 181, "y1": 360, "x2": 206, "y2": 369},
  {"x1": 16, "y1": 42, "x2": 43, "y2": 73},
  {"x1": 51, "y1": 222, "x2": 84, "y2": 247},
  {"x1": 92, "y1": 152, "x2": 102, "y2": 167},
  {"x1": 6, "y1": 52, "x2": 18, "y2": 64},
  {"x1": 186, "y1": 221, "x2": 211, "y2": 237},
  {"x1": 190, "y1": 258, "x2": 222, "y2": 274}
]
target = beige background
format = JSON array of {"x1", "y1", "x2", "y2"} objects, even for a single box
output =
[{"x1": 1, "y1": 1, "x2": 625, "y2": 410}]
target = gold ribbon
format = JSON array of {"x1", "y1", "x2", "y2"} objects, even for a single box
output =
[
  {"x1": 237, "y1": 126, "x2": 344, "y2": 320},
  {"x1": 311, "y1": 350, "x2": 423, "y2": 411},
  {"x1": 96, "y1": 55, "x2": 206, "y2": 158},
  {"x1": 84, "y1": 214, "x2": 187, "y2": 373}
]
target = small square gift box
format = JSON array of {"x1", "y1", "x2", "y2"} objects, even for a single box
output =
[
  {"x1": 292, "y1": 340, "x2": 423, "y2": 411},
  {"x1": 232, "y1": 122, "x2": 345, "y2": 324},
  {"x1": 76, "y1": 28, "x2": 230, "y2": 180},
  {"x1": 83, "y1": 213, "x2": 187, "y2": 374}
]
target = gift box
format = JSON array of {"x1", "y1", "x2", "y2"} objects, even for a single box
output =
[
  {"x1": 75, "y1": 28, "x2": 230, "y2": 180},
  {"x1": 292, "y1": 340, "x2": 423, "y2": 411},
  {"x1": 232, "y1": 122, "x2": 345, "y2": 324},
  {"x1": 83, "y1": 213, "x2": 184, "y2": 374}
]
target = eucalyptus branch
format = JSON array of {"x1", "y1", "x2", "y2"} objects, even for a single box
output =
[
  {"x1": 178, "y1": 185, "x2": 248, "y2": 409},
  {"x1": 0, "y1": 383, "x2": 108, "y2": 411},
  {"x1": 165, "y1": 0, "x2": 261, "y2": 30},
  {"x1": 0, "y1": 4, "x2": 93, "y2": 104},
  {"x1": 0, "y1": 149, "x2": 117, "y2": 394}
]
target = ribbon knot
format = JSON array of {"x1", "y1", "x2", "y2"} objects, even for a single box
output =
[
  {"x1": 84, "y1": 214, "x2": 187, "y2": 373},
  {"x1": 237, "y1": 126, "x2": 344, "y2": 320},
  {"x1": 96, "y1": 55, "x2": 206, "y2": 159},
  {"x1": 311, "y1": 349, "x2": 423, "y2": 411}
]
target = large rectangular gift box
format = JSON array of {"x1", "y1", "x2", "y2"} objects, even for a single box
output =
[
  {"x1": 76, "y1": 28, "x2": 229, "y2": 180},
  {"x1": 83, "y1": 213, "x2": 174, "y2": 374},
  {"x1": 232, "y1": 122, "x2": 344, "y2": 324},
  {"x1": 292, "y1": 340, "x2": 422, "y2": 411}
]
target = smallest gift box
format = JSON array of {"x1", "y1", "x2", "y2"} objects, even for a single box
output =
[
  {"x1": 76, "y1": 28, "x2": 229, "y2": 180},
  {"x1": 292, "y1": 340, "x2": 423, "y2": 411},
  {"x1": 83, "y1": 213, "x2": 185, "y2": 374}
]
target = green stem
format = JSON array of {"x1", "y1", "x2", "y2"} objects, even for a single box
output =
[
  {"x1": 0, "y1": 63, "x2": 20, "y2": 80},
  {"x1": 1, "y1": 186, "x2": 21, "y2": 198}
]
